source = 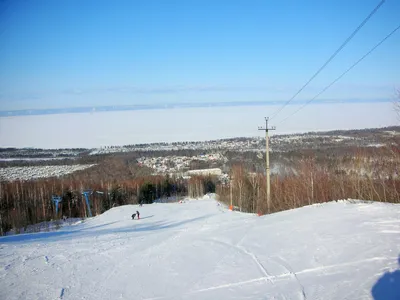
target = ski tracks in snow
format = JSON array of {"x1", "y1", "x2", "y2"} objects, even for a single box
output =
[
  {"x1": 272, "y1": 256, "x2": 307, "y2": 300},
  {"x1": 183, "y1": 218, "x2": 273, "y2": 297},
  {"x1": 237, "y1": 244, "x2": 271, "y2": 278},
  {"x1": 143, "y1": 256, "x2": 398, "y2": 300},
  {"x1": 202, "y1": 238, "x2": 271, "y2": 278}
]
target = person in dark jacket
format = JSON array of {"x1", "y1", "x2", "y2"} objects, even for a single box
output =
[
  {"x1": 136, "y1": 210, "x2": 140, "y2": 220},
  {"x1": 131, "y1": 213, "x2": 136, "y2": 220}
]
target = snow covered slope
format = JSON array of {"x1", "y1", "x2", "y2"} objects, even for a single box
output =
[{"x1": 1, "y1": 197, "x2": 399, "y2": 300}]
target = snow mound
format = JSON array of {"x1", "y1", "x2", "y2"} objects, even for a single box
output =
[{"x1": 1, "y1": 198, "x2": 399, "y2": 300}]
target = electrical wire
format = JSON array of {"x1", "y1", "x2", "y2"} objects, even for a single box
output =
[
  {"x1": 277, "y1": 24, "x2": 400, "y2": 125},
  {"x1": 269, "y1": 0, "x2": 386, "y2": 120}
]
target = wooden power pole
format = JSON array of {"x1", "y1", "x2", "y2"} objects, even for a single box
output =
[
  {"x1": 258, "y1": 117, "x2": 276, "y2": 213},
  {"x1": 230, "y1": 176, "x2": 233, "y2": 210}
]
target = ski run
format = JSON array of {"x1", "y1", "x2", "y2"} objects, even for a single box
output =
[{"x1": 1, "y1": 195, "x2": 399, "y2": 300}]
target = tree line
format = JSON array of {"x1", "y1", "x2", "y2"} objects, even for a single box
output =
[
  {"x1": 217, "y1": 148, "x2": 399, "y2": 215},
  {"x1": 0, "y1": 173, "x2": 217, "y2": 235},
  {"x1": 1, "y1": 145, "x2": 398, "y2": 235}
]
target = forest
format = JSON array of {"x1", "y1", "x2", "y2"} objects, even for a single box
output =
[{"x1": 0, "y1": 128, "x2": 399, "y2": 236}]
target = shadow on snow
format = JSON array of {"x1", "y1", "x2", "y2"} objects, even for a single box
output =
[
  {"x1": 371, "y1": 255, "x2": 400, "y2": 300},
  {"x1": 0, "y1": 214, "x2": 215, "y2": 244},
  {"x1": 138, "y1": 215, "x2": 154, "y2": 220}
]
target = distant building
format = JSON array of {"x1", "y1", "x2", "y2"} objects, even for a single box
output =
[{"x1": 185, "y1": 168, "x2": 222, "y2": 176}]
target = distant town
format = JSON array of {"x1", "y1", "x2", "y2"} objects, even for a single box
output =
[{"x1": 0, "y1": 126, "x2": 398, "y2": 182}]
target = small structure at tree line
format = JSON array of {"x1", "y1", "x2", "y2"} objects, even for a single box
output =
[
  {"x1": 82, "y1": 190, "x2": 93, "y2": 217},
  {"x1": 52, "y1": 195, "x2": 62, "y2": 216}
]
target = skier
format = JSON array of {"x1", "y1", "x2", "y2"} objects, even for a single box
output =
[
  {"x1": 136, "y1": 210, "x2": 140, "y2": 220},
  {"x1": 131, "y1": 213, "x2": 136, "y2": 220}
]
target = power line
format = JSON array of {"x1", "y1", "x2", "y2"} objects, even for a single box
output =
[
  {"x1": 277, "y1": 24, "x2": 400, "y2": 125},
  {"x1": 269, "y1": 0, "x2": 386, "y2": 120}
]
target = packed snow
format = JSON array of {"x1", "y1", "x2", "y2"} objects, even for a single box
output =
[{"x1": 1, "y1": 196, "x2": 399, "y2": 300}]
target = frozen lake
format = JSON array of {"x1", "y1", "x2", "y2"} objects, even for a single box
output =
[{"x1": 0, "y1": 102, "x2": 397, "y2": 149}]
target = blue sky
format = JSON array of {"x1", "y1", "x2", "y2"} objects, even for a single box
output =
[{"x1": 0, "y1": 0, "x2": 399, "y2": 112}]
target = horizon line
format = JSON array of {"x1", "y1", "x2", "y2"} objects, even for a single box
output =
[{"x1": 0, "y1": 98, "x2": 390, "y2": 117}]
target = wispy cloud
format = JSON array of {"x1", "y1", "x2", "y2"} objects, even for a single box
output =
[
  {"x1": 1, "y1": 83, "x2": 395, "y2": 111},
  {"x1": 49, "y1": 83, "x2": 400, "y2": 96},
  {"x1": 60, "y1": 85, "x2": 282, "y2": 95},
  {"x1": 0, "y1": 93, "x2": 42, "y2": 101}
]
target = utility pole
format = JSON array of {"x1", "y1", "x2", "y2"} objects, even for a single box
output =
[
  {"x1": 310, "y1": 172, "x2": 314, "y2": 206},
  {"x1": 258, "y1": 117, "x2": 276, "y2": 213},
  {"x1": 230, "y1": 175, "x2": 233, "y2": 210}
]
